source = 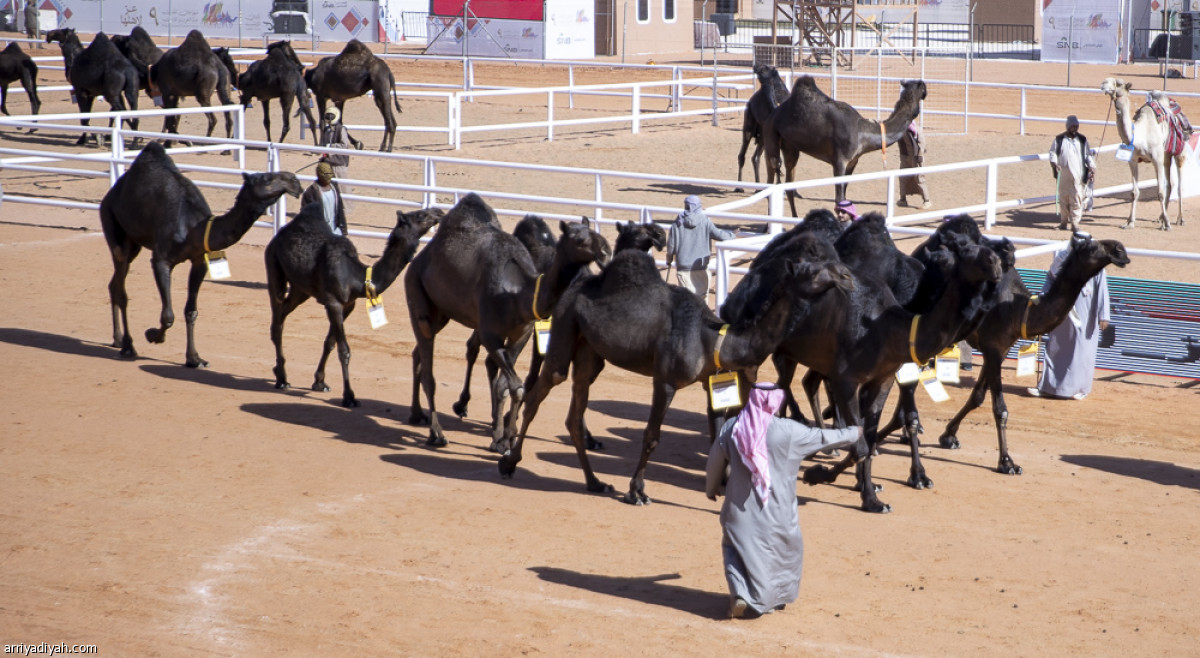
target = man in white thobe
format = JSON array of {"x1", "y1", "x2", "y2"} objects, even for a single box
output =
[{"x1": 1048, "y1": 115, "x2": 1096, "y2": 232}]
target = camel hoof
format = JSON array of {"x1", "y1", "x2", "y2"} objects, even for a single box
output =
[
  {"x1": 145, "y1": 327, "x2": 166, "y2": 344},
  {"x1": 998, "y1": 459, "x2": 1023, "y2": 476},
  {"x1": 311, "y1": 381, "x2": 331, "y2": 393},
  {"x1": 939, "y1": 433, "x2": 961, "y2": 450},
  {"x1": 451, "y1": 400, "x2": 469, "y2": 418},
  {"x1": 341, "y1": 397, "x2": 360, "y2": 408},
  {"x1": 408, "y1": 410, "x2": 430, "y2": 426},
  {"x1": 907, "y1": 475, "x2": 933, "y2": 490},
  {"x1": 498, "y1": 453, "x2": 518, "y2": 478},
  {"x1": 1121, "y1": 222, "x2": 1134, "y2": 230},
  {"x1": 118, "y1": 346, "x2": 138, "y2": 359},
  {"x1": 426, "y1": 433, "x2": 447, "y2": 448},
  {"x1": 585, "y1": 434, "x2": 604, "y2": 451},
  {"x1": 185, "y1": 357, "x2": 209, "y2": 369},
  {"x1": 586, "y1": 480, "x2": 614, "y2": 495},
  {"x1": 488, "y1": 438, "x2": 510, "y2": 454},
  {"x1": 274, "y1": 381, "x2": 290, "y2": 390},
  {"x1": 622, "y1": 492, "x2": 651, "y2": 506},
  {"x1": 862, "y1": 500, "x2": 893, "y2": 514}
]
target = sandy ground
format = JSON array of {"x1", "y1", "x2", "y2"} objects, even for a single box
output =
[{"x1": 1, "y1": 40, "x2": 1199, "y2": 656}]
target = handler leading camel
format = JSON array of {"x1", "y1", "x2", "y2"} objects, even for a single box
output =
[
  {"x1": 706, "y1": 383, "x2": 863, "y2": 619},
  {"x1": 1049, "y1": 115, "x2": 1095, "y2": 232}
]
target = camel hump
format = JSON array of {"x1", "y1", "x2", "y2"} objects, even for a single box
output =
[
  {"x1": 340, "y1": 40, "x2": 373, "y2": 57},
  {"x1": 128, "y1": 141, "x2": 175, "y2": 170},
  {"x1": 181, "y1": 30, "x2": 211, "y2": 50},
  {"x1": 3, "y1": 42, "x2": 22, "y2": 55}
]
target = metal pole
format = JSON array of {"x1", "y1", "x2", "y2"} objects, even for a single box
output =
[
  {"x1": 622, "y1": 0, "x2": 628, "y2": 64},
  {"x1": 1067, "y1": 5, "x2": 1074, "y2": 87},
  {"x1": 238, "y1": 0, "x2": 242, "y2": 47}
]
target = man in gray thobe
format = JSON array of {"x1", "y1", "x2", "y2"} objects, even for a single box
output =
[
  {"x1": 666, "y1": 195, "x2": 735, "y2": 306},
  {"x1": 1049, "y1": 115, "x2": 1095, "y2": 232},
  {"x1": 1029, "y1": 237, "x2": 1111, "y2": 400},
  {"x1": 705, "y1": 384, "x2": 862, "y2": 619}
]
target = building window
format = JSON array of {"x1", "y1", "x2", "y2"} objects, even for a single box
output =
[
  {"x1": 637, "y1": 0, "x2": 649, "y2": 24},
  {"x1": 716, "y1": 0, "x2": 736, "y2": 13},
  {"x1": 663, "y1": 0, "x2": 675, "y2": 22}
]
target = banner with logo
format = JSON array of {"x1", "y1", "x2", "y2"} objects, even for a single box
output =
[
  {"x1": 49, "y1": 0, "x2": 379, "y2": 42},
  {"x1": 544, "y1": 0, "x2": 593, "y2": 60},
  {"x1": 425, "y1": 16, "x2": 544, "y2": 58},
  {"x1": 1041, "y1": 0, "x2": 1122, "y2": 64}
]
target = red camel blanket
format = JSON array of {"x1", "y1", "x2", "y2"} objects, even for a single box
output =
[{"x1": 1149, "y1": 98, "x2": 1193, "y2": 156}]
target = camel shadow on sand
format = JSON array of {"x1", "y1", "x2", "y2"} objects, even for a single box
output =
[
  {"x1": 0, "y1": 327, "x2": 125, "y2": 361},
  {"x1": 529, "y1": 566, "x2": 728, "y2": 619},
  {"x1": 1060, "y1": 455, "x2": 1200, "y2": 491}
]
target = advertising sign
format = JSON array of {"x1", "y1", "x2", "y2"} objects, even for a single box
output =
[
  {"x1": 431, "y1": 0, "x2": 542, "y2": 21},
  {"x1": 1041, "y1": 0, "x2": 1122, "y2": 64},
  {"x1": 425, "y1": 16, "x2": 544, "y2": 58},
  {"x1": 544, "y1": 0, "x2": 593, "y2": 60}
]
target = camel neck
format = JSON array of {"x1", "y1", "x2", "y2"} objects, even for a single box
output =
[
  {"x1": 1026, "y1": 255, "x2": 1102, "y2": 336},
  {"x1": 203, "y1": 187, "x2": 272, "y2": 252}
]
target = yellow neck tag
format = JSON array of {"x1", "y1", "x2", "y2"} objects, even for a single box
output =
[
  {"x1": 365, "y1": 266, "x2": 381, "y2": 306},
  {"x1": 203, "y1": 216, "x2": 216, "y2": 254},
  {"x1": 1021, "y1": 295, "x2": 1040, "y2": 340},
  {"x1": 714, "y1": 324, "x2": 730, "y2": 371},
  {"x1": 532, "y1": 274, "x2": 546, "y2": 321},
  {"x1": 909, "y1": 315, "x2": 922, "y2": 364}
]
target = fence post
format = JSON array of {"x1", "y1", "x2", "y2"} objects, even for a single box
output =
[
  {"x1": 711, "y1": 66, "x2": 719, "y2": 127},
  {"x1": 1020, "y1": 88, "x2": 1027, "y2": 136},
  {"x1": 568, "y1": 65, "x2": 576, "y2": 109},
  {"x1": 985, "y1": 160, "x2": 998, "y2": 230},
  {"x1": 453, "y1": 93, "x2": 463, "y2": 149},
  {"x1": 715, "y1": 245, "x2": 728, "y2": 311},
  {"x1": 673, "y1": 66, "x2": 682, "y2": 113},
  {"x1": 831, "y1": 47, "x2": 838, "y2": 99},
  {"x1": 425, "y1": 158, "x2": 437, "y2": 209},
  {"x1": 236, "y1": 106, "x2": 246, "y2": 169},
  {"x1": 268, "y1": 145, "x2": 287, "y2": 232},
  {"x1": 547, "y1": 90, "x2": 554, "y2": 142},
  {"x1": 594, "y1": 173, "x2": 603, "y2": 225},
  {"x1": 110, "y1": 115, "x2": 123, "y2": 186},
  {"x1": 447, "y1": 93, "x2": 457, "y2": 146},
  {"x1": 632, "y1": 85, "x2": 641, "y2": 135}
]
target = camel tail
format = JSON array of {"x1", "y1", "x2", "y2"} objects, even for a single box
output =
[
  {"x1": 390, "y1": 69, "x2": 402, "y2": 114},
  {"x1": 21, "y1": 59, "x2": 40, "y2": 109}
]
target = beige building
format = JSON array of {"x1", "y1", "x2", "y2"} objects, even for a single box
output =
[{"x1": 595, "y1": 0, "x2": 697, "y2": 57}]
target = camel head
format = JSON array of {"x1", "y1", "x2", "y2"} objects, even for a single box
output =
[
  {"x1": 392, "y1": 207, "x2": 443, "y2": 242},
  {"x1": 900, "y1": 80, "x2": 928, "y2": 106},
  {"x1": 558, "y1": 218, "x2": 612, "y2": 268},
  {"x1": 985, "y1": 237, "x2": 1017, "y2": 272},
  {"x1": 1070, "y1": 234, "x2": 1131, "y2": 270},
  {"x1": 791, "y1": 258, "x2": 855, "y2": 297},
  {"x1": 615, "y1": 220, "x2": 667, "y2": 253},
  {"x1": 243, "y1": 171, "x2": 302, "y2": 201},
  {"x1": 1100, "y1": 77, "x2": 1131, "y2": 101},
  {"x1": 45, "y1": 28, "x2": 76, "y2": 44}
]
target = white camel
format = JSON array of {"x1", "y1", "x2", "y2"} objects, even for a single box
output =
[{"x1": 1100, "y1": 77, "x2": 1185, "y2": 231}]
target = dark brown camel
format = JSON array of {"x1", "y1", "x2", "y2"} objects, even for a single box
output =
[
  {"x1": 405, "y1": 194, "x2": 612, "y2": 449},
  {"x1": 266, "y1": 204, "x2": 442, "y2": 407},
  {"x1": 238, "y1": 41, "x2": 318, "y2": 144},
  {"x1": 763, "y1": 76, "x2": 927, "y2": 213},
  {"x1": 45, "y1": 28, "x2": 83, "y2": 78},
  {"x1": 452, "y1": 213, "x2": 557, "y2": 420},
  {"x1": 499, "y1": 237, "x2": 859, "y2": 504},
  {"x1": 0, "y1": 43, "x2": 41, "y2": 117},
  {"x1": 62, "y1": 32, "x2": 140, "y2": 148},
  {"x1": 452, "y1": 218, "x2": 668, "y2": 438},
  {"x1": 731, "y1": 227, "x2": 1001, "y2": 512},
  {"x1": 304, "y1": 40, "x2": 403, "y2": 152},
  {"x1": 112, "y1": 26, "x2": 160, "y2": 95},
  {"x1": 99, "y1": 142, "x2": 302, "y2": 367},
  {"x1": 930, "y1": 231, "x2": 1129, "y2": 474},
  {"x1": 149, "y1": 30, "x2": 236, "y2": 144},
  {"x1": 736, "y1": 63, "x2": 789, "y2": 184}
]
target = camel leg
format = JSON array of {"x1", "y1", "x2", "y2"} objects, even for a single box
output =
[
  {"x1": 1156, "y1": 159, "x2": 1172, "y2": 231},
  {"x1": 0, "y1": 83, "x2": 8, "y2": 115},
  {"x1": 736, "y1": 130, "x2": 753, "y2": 182},
  {"x1": 414, "y1": 332, "x2": 445, "y2": 446},
  {"x1": 180, "y1": 259, "x2": 208, "y2": 368},
  {"x1": 144, "y1": 254, "x2": 176, "y2": 349},
  {"x1": 268, "y1": 282, "x2": 310, "y2": 390},
  {"x1": 479, "y1": 327, "x2": 529, "y2": 452},
  {"x1": 197, "y1": 94, "x2": 219, "y2": 138},
  {"x1": 372, "y1": 91, "x2": 396, "y2": 152},
  {"x1": 409, "y1": 348, "x2": 425, "y2": 423},
  {"x1": 1175, "y1": 156, "x2": 1186, "y2": 226},
  {"x1": 784, "y1": 148, "x2": 802, "y2": 217},
  {"x1": 625, "y1": 379, "x2": 677, "y2": 506},
  {"x1": 323, "y1": 301, "x2": 358, "y2": 408},
  {"x1": 771, "y1": 353, "x2": 808, "y2": 423},
  {"x1": 260, "y1": 97, "x2": 273, "y2": 142},
  {"x1": 498, "y1": 321, "x2": 575, "y2": 480},
  {"x1": 453, "y1": 330, "x2": 482, "y2": 418},
  {"x1": 939, "y1": 348, "x2": 1022, "y2": 475},
  {"x1": 751, "y1": 140, "x2": 765, "y2": 184},
  {"x1": 277, "y1": 96, "x2": 292, "y2": 144},
  {"x1": 1123, "y1": 160, "x2": 1139, "y2": 229},
  {"x1": 566, "y1": 346, "x2": 614, "y2": 495},
  {"x1": 801, "y1": 378, "x2": 865, "y2": 487},
  {"x1": 75, "y1": 92, "x2": 95, "y2": 146},
  {"x1": 895, "y1": 382, "x2": 932, "y2": 490},
  {"x1": 800, "y1": 369, "x2": 825, "y2": 429},
  {"x1": 855, "y1": 380, "x2": 894, "y2": 512},
  {"x1": 106, "y1": 240, "x2": 141, "y2": 358}
]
